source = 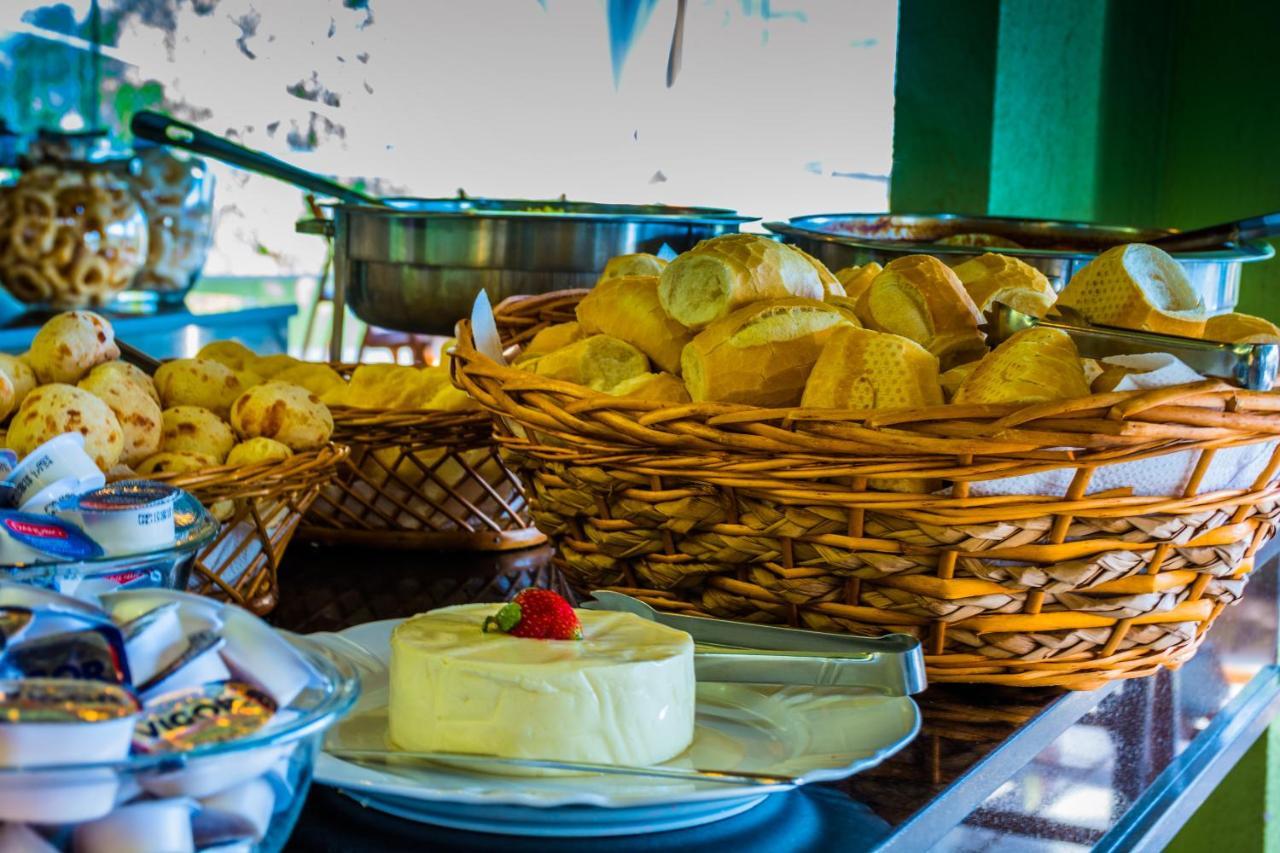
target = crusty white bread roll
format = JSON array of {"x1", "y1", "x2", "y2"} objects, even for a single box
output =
[
  {"x1": 1203, "y1": 312, "x2": 1280, "y2": 344},
  {"x1": 517, "y1": 321, "x2": 583, "y2": 364},
  {"x1": 789, "y1": 245, "x2": 845, "y2": 298},
  {"x1": 658, "y1": 234, "x2": 824, "y2": 329},
  {"x1": 576, "y1": 275, "x2": 693, "y2": 374},
  {"x1": 599, "y1": 253, "x2": 667, "y2": 282},
  {"x1": 681, "y1": 298, "x2": 854, "y2": 406},
  {"x1": 606, "y1": 372, "x2": 691, "y2": 403},
  {"x1": 1056, "y1": 243, "x2": 1206, "y2": 336},
  {"x1": 801, "y1": 327, "x2": 942, "y2": 410},
  {"x1": 531, "y1": 334, "x2": 649, "y2": 391},
  {"x1": 855, "y1": 255, "x2": 986, "y2": 369},
  {"x1": 834, "y1": 262, "x2": 882, "y2": 303},
  {"x1": 939, "y1": 361, "x2": 980, "y2": 400},
  {"x1": 952, "y1": 253, "x2": 1056, "y2": 318},
  {"x1": 953, "y1": 327, "x2": 1090, "y2": 404}
]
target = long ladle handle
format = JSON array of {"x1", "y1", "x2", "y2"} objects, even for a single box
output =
[
  {"x1": 131, "y1": 110, "x2": 385, "y2": 207},
  {"x1": 1150, "y1": 211, "x2": 1280, "y2": 252}
]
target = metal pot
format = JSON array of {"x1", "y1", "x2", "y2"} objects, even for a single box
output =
[
  {"x1": 765, "y1": 213, "x2": 1274, "y2": 314},
  {"x1": 300, "y1": 198, "x2": 752, "y2": 349}
]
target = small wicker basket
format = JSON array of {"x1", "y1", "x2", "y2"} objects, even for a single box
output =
[
  {"x1": 452, "y1": 291, "x2": 1280, "y2": 690},
  {"x1": 300, "y1": 366, "x2": 543, "y2": 551},
  {"x1": 144, "y1": 443, "x2": 347, "y2": 615}
]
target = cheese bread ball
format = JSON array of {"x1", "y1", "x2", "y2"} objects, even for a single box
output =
[
  {"x1": 154, "y1": 358, "x2": 246, "y2": 419},
  {"x1": 0, "y1": 354, "x2": 36, "y2": 410},
  {"x1": 248, "y1": 353, "x2": 302, "y2": 378},
  {"x1": 9, "y1": 383, "x2": 123, "y2": 470},
  {"x1": 197, "y1": 340, "x2": 256, "y2": 372},
  {"x1": 227, "y1": 437, "x2": 294, "y2": 466},
  {"x1": 273, "y1": 363, "x2": 346, "y2": 397},
  {"x1": 136, "y1": 451, "x2": 218, "y2": 476},
  {"x1": 84, "y1": 361, "x2": 160, "y2": 404},
  {"x1": 27, "y1": 311, "x2": 120, "y2": 384},
  {"x1": 0, "y1": 371, "x2": 15, "y2": 423},
  {"x1": 79, "y1": 368, "x2": 163, "y2": 466},
  {"x1": 160, "y1": 405, "x2": 237, "y2": 463},
  {"x1": 230, "y1": 381, "x2": 333, "y2": 451}
]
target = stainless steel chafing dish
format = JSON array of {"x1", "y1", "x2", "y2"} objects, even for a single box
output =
[
  {"x1": 766, "y1": 213, "x2": 1274, "y2": 314},
  {"x1": 300, "y1": 198, "x2": 753, "y2": 346}
]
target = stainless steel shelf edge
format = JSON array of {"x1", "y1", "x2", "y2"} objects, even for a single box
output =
[{"x1": 1094, "y1": 665, "x2": 1280, "y2": 853}]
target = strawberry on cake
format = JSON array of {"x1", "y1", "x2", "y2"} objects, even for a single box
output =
[{"x1": 388, "y1": 589, "x2": 696, "y2": 768}]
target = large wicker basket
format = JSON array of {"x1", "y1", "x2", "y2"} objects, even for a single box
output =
[
  {"x1": 300, "y1": 366, "x2": 544, "y2": 551},
  {"x1": 452, "y1": 291, "x2": 1280, "y2": 690},
  {"x1": 144, "y1": 444, "x2": 347, "y2": 615}
]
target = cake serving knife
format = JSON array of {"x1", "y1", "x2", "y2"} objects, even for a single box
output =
[
  {"x1": 984, "y1": 303, "x2": 1279, "y2": 390},
  {"x1": 326, "y1": 747, "x2": 801, "y2": 788},
  {"x1": 582, "y1": 591, "x2": 927, "y2": 696}
]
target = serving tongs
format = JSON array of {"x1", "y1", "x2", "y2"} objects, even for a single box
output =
[
  {"x1": 582, "y1": 590, "x2": 927, "y2": 696},
  {"x1": 984, "y1": 303, "x2": 1280, "y2": 391}
]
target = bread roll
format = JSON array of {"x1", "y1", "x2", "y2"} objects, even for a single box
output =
[
  {"x1": 197, "y1": 340, "x2": 256, "y2": 372},
  {"x1": 953, "y1": 327, "x2": 1090, "y2": 404},
  {"x1": 136, "y1": 451, "x2": 217, "y2": 475},
  {"x1": 789, "y1": 246, "x2": 845, "y2": 298},
  {"x1": 79, "y1": 367, "x2": 162, "y2": 465},
  {"x1": 658, "y1": 234, "x2": 824, "y2": 329},
  {"x1": 1056, "y1": 243, "x2": 1206, "y2": 336},
  {"x1": 834, "y1": 262, "x2": 882, "y2": 303},
  {"x1": 801, "y1": 327, "x2": 942, "y2": 410},
  {"x1": 0, "y1": 371, "x2": 15, "y2": 423},
  {"x1": 952, "y1": 253, "x2": 1056, "y2": 318},
  {"x1": 27, "y1": 311, "x2": 120, "y2": 384},
  {"x1": 248, "y1": 353, "x2": 303, "y2": 378},
  {"x1": 9, "y1": 384, "x2": 123, "y2": 470},
  {"x1": 576, "y1": 275, "x2": 693, "y2": 374},
  {"x1": 599, "y1": 253, "x2": 667, "y2": 282},
  {"x1": 939, "y1": 361, "x2": 980, "y2": 400},
  {"x1": 1204, "y1": 312, "x2": 1280, "y2": 344},
  {"x1": 855, "y1": 255, "x2": 986, "y2": 369},
  {"x1": 531, "y1": 335, "x2": 649, "y2": 391},
  {"x1": 606, "y1": 372, "x2": 691, "y2": 403},
  {"x1": 160, "y1": 405, "x2": 236, "y2": 463},
  {"x1": 0, "y1": 354, "x2": 36, "y2": 410},
  {"x1": 231, "y1": 381, "x2": 334, "y2": 450},
  {"x1": 154, "y1": 358, "x2": 246, "y2": 419},
  {"x1": 84, "y1": 361, "x2": 158, "y2": 404},
  {"x1": 681, "y1": 298, "x2": 854, "y2": 406},
  {"x1": 274, "y1": 363, "x2": 346, "y2": 396},
  {"x1": 227, "y1": 437, "x2": 293, "y2": 466},
  {"x1": 518, "y1": 322, "x2": 583, "y2": 363}
]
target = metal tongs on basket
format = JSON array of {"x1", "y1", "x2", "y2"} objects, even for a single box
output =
[
  {"x1": 984, "y1": 303, "x2": 1280, "y2": 391},
  {"x1": 582, "y1": 591, "x2": 927, "y2": 696}
]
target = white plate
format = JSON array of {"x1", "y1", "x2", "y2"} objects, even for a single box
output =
[{"x1": 310, "y1": 619, "x2": 920, "y2": 835}]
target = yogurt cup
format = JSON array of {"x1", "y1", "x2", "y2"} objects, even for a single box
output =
[
  {"x1": 138, "y1": 631, "x2": 232, "y2": 700},
  {"x1": 4, "y1": 434, "x2": 104, "y2": 509},
  {"x1": 199, "y1": 776, "x2": 275, "y2": 840},
  {"x1": 72, "y1": 797, "x2": 197, "y2": 853},
  {"x1": 0, "y1": 512, "x2": 104, "y2": 566},
  {"x1": 48, "y1": 481, "x2": 179, "y2": 558},
  {"x1": 18, "y1": 475, "x2": 102, "y2": 515}
]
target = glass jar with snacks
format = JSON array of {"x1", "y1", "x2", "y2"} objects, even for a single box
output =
[
  {"x1": 126, "y1": 143, "x2": 215, "y2": 305},
  {"x1": 0, "y1": 131, "x2": 149, "y2": 309}
]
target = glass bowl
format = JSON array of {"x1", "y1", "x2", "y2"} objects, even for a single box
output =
[
  {"x1": 125, "y1": 145, "x2": 215, "y2": 308},
  {"x1": 0, "y1": 490, "x2": 219, "y2": 599},
  {"x1": 0, "y1": 633, "x2": 359, "y2": 851}
]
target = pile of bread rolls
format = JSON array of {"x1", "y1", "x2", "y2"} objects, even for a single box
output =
[
  {"x1": 0, "y1": 313, "x2": 335, "y2": 477},
  {"x1": 512, "y1": 235, "x2": 1278, "y2": 413}
]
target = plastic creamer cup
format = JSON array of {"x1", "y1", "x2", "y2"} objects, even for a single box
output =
[
  {"x1": 0, "y1": 512, "x2": 104, "y2": 565},
  {"x1": 48, "y1": 481, "x2": 179, "y2": 558},
  {"x1": 4, "y1": 434, "x2": 104, "y2": 509},
  {"x1": 19, "y1": 475, "x2": 104, "y2": 515}
]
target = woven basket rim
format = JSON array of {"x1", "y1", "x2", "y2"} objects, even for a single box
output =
[
  {"x1": 452, "y1": 290, "x2": 1280, "y2": 461},
  {"x1": 142, "y1": 441, "x2": 348, "y2": 496}
]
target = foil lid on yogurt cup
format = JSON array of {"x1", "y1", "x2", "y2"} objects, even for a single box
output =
[
  {"x1": 0, "y1": 511, "x2": 104, "y2": 564},
  {"x1": 2, "y1": 624, "x2": 131, "y2": 685},
  {"x1": 133, "y1": 681, "x2": 277, "y2": 754},
  {"x1": 0, "y1": 677, "x2": 140, "y2": 724}
]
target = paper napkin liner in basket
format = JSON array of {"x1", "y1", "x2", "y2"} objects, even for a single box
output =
[{"x1": 968, "y1": 354, "x2": 1277, "y2": 498}]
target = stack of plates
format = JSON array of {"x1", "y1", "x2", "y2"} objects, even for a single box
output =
[{"x1": 307, "y1": 620, "x2": 921, "y2": 838}]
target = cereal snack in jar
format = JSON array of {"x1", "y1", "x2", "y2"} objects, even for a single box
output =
[
  {"x1": 0, "y1": 132, "x2": 148, "y2": 308},
  {"x1": 127, "y1": 144, "x2": 214, "y2": 304}
]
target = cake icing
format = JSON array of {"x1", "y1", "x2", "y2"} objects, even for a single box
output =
[{"x1": 388, "y1": 603, "x2": 695, "y2": 767}]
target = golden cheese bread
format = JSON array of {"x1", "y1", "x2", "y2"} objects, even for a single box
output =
[
  {"x1": 517, "y1": 321, "x2": 584, "y2": 364},
  {"x1": 532, "y1": 334, "x2": 649, "y2": 391},
  {"x1": 801, "y1": 327, "x2": 942, "y2": 410},
  {"x1": 681, "y1": 298, "x2": 854, "y2": 406},
  {"x1": 953, "y1": 327, "x2": 1090, "y2": 404},
  {"x1": 658, "y1": 234, "x2": 824, "y2": 329},
  {"x1": 1056, "y1": 243, "x2": 1206, "y2": 336},
  {"x1": 1203, "y1": 312, "x2": 1280, "y2": 343},
  {"x1": 599, "y1": 253, "x2": 667, "y2": 282},
  {"x1": 833, "y1": 262, "x2": 882, "y2": 303},
  {"x1": 576, "y1": 275, "x2": 693, "y2": 374},
  {"x1": 606, "y1": 372, "x2": 691, "y2": 403},
  {"x1": 855, "y1": 255, "x2": 986, "y2": 369},
  {"x1": 951, "y1": 253, "x2": 1056, "y2": 318}
]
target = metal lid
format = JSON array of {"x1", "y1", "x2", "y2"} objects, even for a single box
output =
[{"x1": 767, "y1": 213, "x2": 1275, "y2": 262}]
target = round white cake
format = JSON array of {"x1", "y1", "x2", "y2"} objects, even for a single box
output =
[{"x1": 388, "y1": 603, "x2": 696, "y2": 767}]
